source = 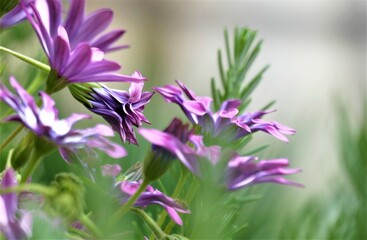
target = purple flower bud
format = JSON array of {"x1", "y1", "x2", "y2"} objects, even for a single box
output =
[
  {"x1": 120, "y1": 181, "x2": 190, "y2": 225},
  {"x1": 87, "y1": 79, "x2": 154, "y2": 144}
]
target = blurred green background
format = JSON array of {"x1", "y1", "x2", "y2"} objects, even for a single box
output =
[{"x1": 1, "y1": 0, "x2": 365, "y2": 239}]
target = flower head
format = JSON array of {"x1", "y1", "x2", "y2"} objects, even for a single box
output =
[
  {"x1": 139, "y1": 118, "x2": 204, "y2": 180},
  {"x1": 154, "y1": 81, "x2": 295, "y2": 143},
  {"x1": 23, "y1": 0, "x2": 145, "y2": 93},
  {"x1": 0, "y1": 77, "x2": 126, "y2": 163},
  {"x1": 0, "y1": 168, "x2": 33, "y2": 240},
  {"x1": 120, "y1": 181, "x2": 190, "y2": 225},
  {"x1": 227, "y1": 155, "x2": 303, "y2": 190},
  {"x1": 83, "y1": 77, "x2": 154, "y2": 145}
]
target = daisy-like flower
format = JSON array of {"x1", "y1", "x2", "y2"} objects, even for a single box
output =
[
  {"x1": 139, "y1": 118, "x2": 200, "y2": 180},
  {"x1": 0, "y1": 168, "x2": 33, "y2": 240},
  {"x1": 0, "y1": 77, "x2": 126, "y2": 163},
  {"x1": 84, "y1": 75, "x2": 154, "y2": 145},
  {"x1": 120, "y1": 181, "x2": 190, "y2": 225},
  {"x1": 23, "y1": 0, "x2": 145, "y2": 93},
  {"x1": 154, "y1": 81, "x2": 295, "y2": 143},
  {"x1": 227, "y1": 155, "x2": 303, "y2": 190}
]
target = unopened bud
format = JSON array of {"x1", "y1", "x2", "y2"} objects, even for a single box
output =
[{"x1": 45, "y1": 173, "x2": 85, "y2": 222}]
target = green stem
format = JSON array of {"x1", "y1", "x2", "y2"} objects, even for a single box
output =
[
  {"x1": 20, "y1": 150, "x2": 43, "y2": 183},
  {"x1": 0, "y1": 125, "x2": 24, "y2": 151},
  {"x1": 107, "y1": 179, "x2": 150, "y2": 227},
  {"x1": 156, "y1": 169, "x2": 189, "y2": 227},
  {"x1": 79, "y1": 214, "x2": 103, "y2": 238},
  {"x1": 67, "y1": 227, "x2": 92, "y2": 239},
  {"x1": 132, "y1": 208, "x2": 167, "y2": 240},
  {"x1": 0, "y1": 183, "x2": 54, "y2": 196},
  {"x1": 0, "y1": 46, "x2": 50, "y2": 72}
]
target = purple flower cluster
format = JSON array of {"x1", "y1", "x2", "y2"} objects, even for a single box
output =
[
  {"x1": 154, "y1": 81, "x2": 295, "y2": 143},
  {"x1": 0, "y1": 77, "x2": 126, "y2": 163},
  {"x1": 141, "y1": 82, "x2": 302, "y2": 191},
  {"x1": 0, "y1": 168, "x2": 32, "y2": 240}
]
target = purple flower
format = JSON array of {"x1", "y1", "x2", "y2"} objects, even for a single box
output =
[
  {"x1": 0, "y1": 77, "x2": 126, "y2": 163},
  {"x1": 154, "y1": 81, "x2": 295, "y2": 143},
  {"x1": 0, "y1": 168, "x2": 33, "y2": 240},
  {"x1": 88, "y1": 78, "x2": 154, "y2": 144},
  {"x1": 120, "y1": 181, "x2": 190, "y2": 225},
  {"x1": 23, "y1": 0, "x2": 145, "y2": 92},
  {"x1": 227, "y1": 155, "x2": 303, "y2": 190},
  {"x1": 139, "y1": 118, "x2": 202, "y2": 176}
]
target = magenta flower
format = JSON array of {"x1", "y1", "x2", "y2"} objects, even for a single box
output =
[
  {"x1": 227, "y1": 155, "x2": 303, "y2": 190},
  {"x1": 87, "y1": 78, "x2": 154, "y2": 144},
  {"x1": 0, "y1": 77, "x2": 126, "y2": 163},
  {"x1": 0, "y1": 168, "x2": 33, "y2": 240},
  {"x1": 120, "y1": 181, "x2": 190, "y2": 225},
  {"x1": 154, "y1": 81, "x2": 295, "y2": 143},
  {"x1": 23, "y1": 0, "x2": 144, "y2": 92}
]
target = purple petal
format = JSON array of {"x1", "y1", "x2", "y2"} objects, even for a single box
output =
[
  {"x1": 91, "y1": 30, "x2": 126, "y2": 52},
  {"x1": 62, "y1": 43, "x2": 92, "y2": 78},
  {"x1": 38, "y1": 91, "x2": 58, "y2": 128},
  {"x1": 71, "y1": 9, "x2": 113, "y2": 45},
  {"x1": 139, "y1": 128, "x2": 199, "y2": 174},
  {"x1": 69, "y1": 73, "x2": 146, "y2": 83},
  {"x1": 64, "y1": 0, "x2": 85, "y2": 40},
  {"x1": 78, "y1": 60, "x2": 121, "y2": 77},
  {"x1": 1, "y1": 168, "x2": 18, "y2": 221},
  {"x1": 183, "y1": 100, "x2": 207, "y2": 116},
  {"x1": 46, "y1": 0, "x2": 62, "y2": 36},
  {"x1": 51, "y1": 27, "x2": 71, "y2": 73},
  {"x1": 129, "y1": 82, "x2": 143, "y2": 103}
]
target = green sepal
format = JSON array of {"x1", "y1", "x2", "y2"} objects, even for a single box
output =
[{"x1": 68, "y1": 82, "x2": 102, "y2": 108}]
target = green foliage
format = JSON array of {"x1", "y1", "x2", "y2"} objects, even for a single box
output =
[
  {"x1": 279, "y1": 98, "x2": 367, "y2": 239},
  {"x1": 211, "y1": 27, "x2": 273, "y2": 113}
]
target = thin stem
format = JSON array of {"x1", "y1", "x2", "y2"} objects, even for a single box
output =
[
  {"x1": 20, "y1": 151, "x2": 43, "y2": 183},
  {"x1": 156, "y1": 169, "x2": 188, "y2": 227},
  {"x1": 0, "y1": 125, "x2": 24, "y2": 151},
  {"x1": 132, "y1": 208, "x2": 167, "y2": 240},
  {"x1": 67, "y1": 227, "x2": 92, "y2": 239},
  {"x1": 0, "y1": 46, "x2": 50, "y2": 72},
  {"x1": 107, "y1": 179, "x2": 150, "y2": 227},
  {"x1": 0, "y1": 183, "x2": 54, "y2": 196},
  {"x1": 79, "y1": 214, "x2": 103, "y2": 238}
]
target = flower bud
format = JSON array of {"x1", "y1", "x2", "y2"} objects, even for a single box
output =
[{"x1": 45, "y1": 173, "x2": 85, "y2": 222}]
